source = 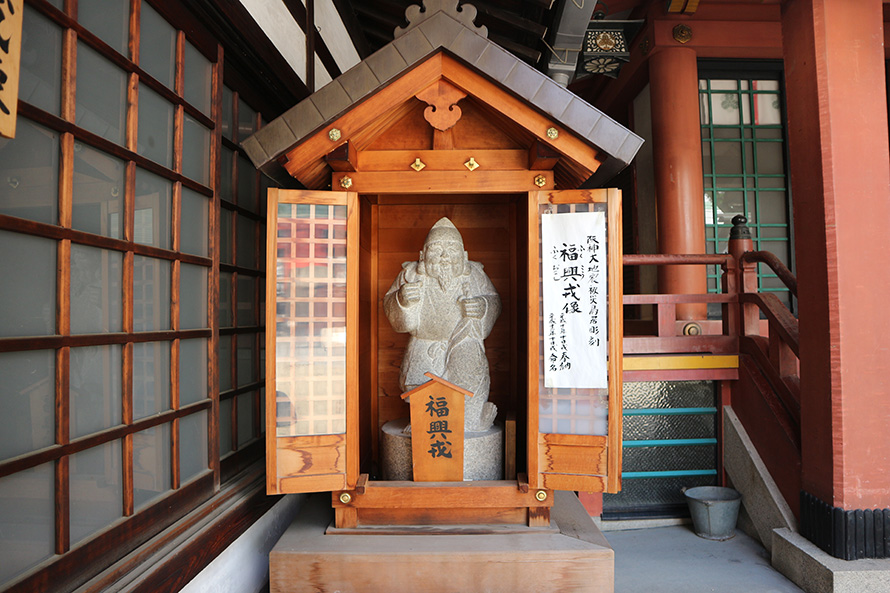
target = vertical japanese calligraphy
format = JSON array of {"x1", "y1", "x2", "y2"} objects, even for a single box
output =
[
  {"x1": 0, "y1": 0, "x2": 23, "y2": 138},
  {"x1": 541, "y1": 211, "x2": 608, "y2": 389}
]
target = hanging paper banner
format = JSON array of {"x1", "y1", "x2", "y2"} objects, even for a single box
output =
[
  {"x1": 542, "y1": 211, "x2": 607, "y2": 389},
  {"x1": 0, "y1": 0, "x2": 23, "y2": 138}
]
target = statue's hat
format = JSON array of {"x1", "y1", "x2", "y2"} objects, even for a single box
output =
[{"x1": 424, "y1": 217, "x2": 464, "y2": 248}]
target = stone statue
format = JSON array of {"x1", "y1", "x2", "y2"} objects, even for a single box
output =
[{"x1": 384, "y1": 217, "x2": 501, "y2": 432}]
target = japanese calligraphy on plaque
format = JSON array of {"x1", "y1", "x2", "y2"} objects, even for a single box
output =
[
  {"x1": 401, "y1": 372, "x2": 473, "y2": 482},
  {"x1": 0, "y1": 0, "x2": 23, "y2": 138},
  {"x1": 541, "y1": 211, "x2": 608, "y2": 389}
]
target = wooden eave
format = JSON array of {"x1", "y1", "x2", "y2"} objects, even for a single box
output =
[
  {"x1": 280, "y1": 53, "x2": 607, "y2": 190},
  {"x1": 243, "y1": 9, "x2": 642, "y2": 190}
]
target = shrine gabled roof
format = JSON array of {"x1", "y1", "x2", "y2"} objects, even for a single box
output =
[{"x1": 242, "y1": 1, "x2": 642, "y2": 188}]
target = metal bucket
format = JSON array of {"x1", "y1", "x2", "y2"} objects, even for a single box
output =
[{"x1": 684, "y1": 486, "x2": 742, "y2": 541}]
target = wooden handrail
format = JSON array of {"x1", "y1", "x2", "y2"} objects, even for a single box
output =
[
  {"x1": 623, "y1": 253, "x2": 734, "y2": 268},
  {"x1": 739, "y1": 250, "x2": 798, "y2": 297}
]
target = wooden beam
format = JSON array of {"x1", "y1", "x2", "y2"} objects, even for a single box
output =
[
  {"x1": 331, "y1": 170, "x2": 553, "y2": 193},
  {"x1": 325, "y1": 141, "x2": 357, "y2": 171},
  {"x1": 528, "y1": 140, "x2": 560, "y2": 170}
]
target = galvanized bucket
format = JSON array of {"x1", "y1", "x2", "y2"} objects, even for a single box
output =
[{"x1": 684, "y1": 486, "x2": 742, "y2": 541}]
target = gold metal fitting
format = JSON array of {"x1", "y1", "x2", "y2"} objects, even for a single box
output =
[
  {"x1": 464, "y1": 157, "x2": 479, "y2": 172},
  {"x1": 339, "y1": 176, "x2": 353, "y2": 189},
  {"x1": 546, "y1": 127, "x2": 559, "y2": 140},
  {"x1": 329, "y1": 128, "x2": 342, "y2": 141},
  {"x1": 682, "y1": 322, "x2": 703, "y2": 336},
  {"x1": 410, "y1": 158, "x2": 426, "y2": 172},
  {"x1": 534, "y1": 175, "x2": 547, "y2": 188},
  {"x1": 339, "y1": 492, "x2": 352, "y2": 504},
  {"x1": 535, "y1": 490, "x2": 548, "y2": 502},
  {"x1": 672, "y1": 24, "x2": 692, "y2": 44}
]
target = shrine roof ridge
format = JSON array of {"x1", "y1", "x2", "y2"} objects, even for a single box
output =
[{"x1": 242, "y1": 4, "x2": 643, "y2": 187}]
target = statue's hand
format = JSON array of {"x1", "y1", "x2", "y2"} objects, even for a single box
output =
[
  {"x1": 460, "y1": 296, "x2": 486, "y2": 319},
  {"x1": 398, "y1": 280, "x2": 423, "y2": 306}
]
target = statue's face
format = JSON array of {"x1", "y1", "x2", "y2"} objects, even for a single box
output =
[{"x1": 422, "y1": 240, "x2": 464, "y2": 281}]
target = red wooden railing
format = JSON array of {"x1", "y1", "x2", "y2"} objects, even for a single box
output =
[{"x1": 621, "y1": 215, "x2": 802, "y2": 512}]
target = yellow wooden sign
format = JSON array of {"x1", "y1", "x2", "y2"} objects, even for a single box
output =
[
  {"x1": 401, "y1": 372, "x2": 473, "y2": 482},
  {"x1": 0, "y1": 0, "x2": 24, "y2": 139}
]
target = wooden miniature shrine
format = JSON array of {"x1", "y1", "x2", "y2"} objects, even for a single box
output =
[{"x1": 248, "y1": 2, "x2": 642, "y2": 590}]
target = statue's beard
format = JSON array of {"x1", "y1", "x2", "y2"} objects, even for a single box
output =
[{"x1": 425, "y1": 262, "x2": 460, "y2": 291}]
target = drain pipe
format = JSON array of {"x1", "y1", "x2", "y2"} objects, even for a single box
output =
[{"x1": 545, "y1": 0, "x2": 599, "y2": 86}]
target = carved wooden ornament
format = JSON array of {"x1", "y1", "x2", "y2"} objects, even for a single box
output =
[{"x1": 415, "y1": 80, "x2": 467, "y2": 132}]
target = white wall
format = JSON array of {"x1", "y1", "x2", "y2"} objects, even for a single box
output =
[{"x1": 179, "y1": 494, "x2": 306, "y2": 593}]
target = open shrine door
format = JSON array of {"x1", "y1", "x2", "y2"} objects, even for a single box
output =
[
  {"x1": 265, "y1": 189, "x2": 360, "y2": 495},
  {"x1": 527, "y1": 189, "x2": 624, "y2": 494}
]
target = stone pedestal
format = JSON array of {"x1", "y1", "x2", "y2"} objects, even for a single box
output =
[{"x1": 381, "y1": 417, "x2": 503, "y2": 481}]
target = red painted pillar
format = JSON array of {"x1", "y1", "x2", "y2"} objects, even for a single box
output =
[
  {"x1": 783, "y1": 0, "x2": 890, "y2": 550},
  {"x1": 649, "y1": 47, "x2": 708, "y2": 320}
]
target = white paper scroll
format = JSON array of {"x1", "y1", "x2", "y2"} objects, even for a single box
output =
[{"x1": 542, "y1": 211, "x2": 607, "y2": 389}]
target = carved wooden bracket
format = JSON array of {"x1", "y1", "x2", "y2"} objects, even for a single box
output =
[{"x1": 415, "y1": 80, "x2": 467, "y2": 132}]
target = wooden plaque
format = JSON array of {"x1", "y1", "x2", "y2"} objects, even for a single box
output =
[{"x1": 401, "y1": 373, "x2": 473, "y2": 482}]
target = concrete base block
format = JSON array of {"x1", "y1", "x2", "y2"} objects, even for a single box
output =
[
  {"x1": 723, "y1": 407, "x2": 797, "y2": 552},
  {"x1": 772, "y1": 528, "x2": 890, "y2": 593}
]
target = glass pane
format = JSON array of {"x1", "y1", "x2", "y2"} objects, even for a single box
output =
[
  {"x1": 180, "y1": 339, "x2": 208, "y2": 406},
  {"x1": 237, "y1": 333, "x2": 256, "y2": 387},
  {"x1": 135, "y1": 166, "x2": 173, "y2": 248},
  {"x1": 182, "y1": 116, "x2": 210, "y2": 185},
  {"x1": 78, "y1": 0, "x2": 129, "y2": 55},
  {"x1": 133, "y1": 341, "x2": 171, "y2": 420},
  {"x1": 220, "y1": 208, "x2": 233, "y2": 264},
  {"x1": 0, "y1": 463, "x2": 54, "y2": 584},
  {"x1": 72, "y1": 142, "x2": 125, "y2": 239},
  {"x1": 275, "y1": 203, "x2": 347, "y2": 436},
  {"x1": 180, "y1": 188, "x2": 209, "y2": 257},
  {"x1": 715, "y1": 191, "x2": 745, "y2": 225},
  {"x1": 219, "y1": 335, "x2": 233, "y2": 392},
  {"x1": 713, "y1": 142, "x2": 742, "y2": 175},
  {"x1": 220, "y1": 398, "x2": 233, "y2": 456},
  {"x1": 133, "y1": 423, "x2": 172, "y2": 510},
  {"x1": 237, "y1": 275, "x2": 256, "y2": 326},
  {"x1": 70, "y1": 345, "x2": 122, "y2": 438},
  {"x1": 221, "y1": 86, "x2": 234, "y2": 141},
  {"x1": 236, "y1": 215, "x2": 256, "y2": 268},
  {"x1": 237, "y1": 97, "x2": 256, "y2": 141},
  {"x1": 759, "y1": 191, "x2": 788, "y2": 225},
  {"x1": 756, "y1": 141, "x2": 785, "y2": 176},
  {"x1": 0, "y1": 118, "x2": 59, "y2": 224},
  {"x1": 137, "y1": 84, "x2": 173, "y2": 167},
  {"x1": 237, "y1": 392, "x2": 256, "y2": 446},
  {"x1": 180, "y1": 263, "x2": 207, "y2": 329},
  {"x1": 138, "y1": 2, "x2": 175, "y2": 87},
  {"x1": 133, "y1": 256, "x2": 171, "y2": 331},
  {"x1": 70, "y1": 441, "x2": 123, "y2": 545},
  {"x1": 710, "y1": 93, "x2": 740, "y2": 126},
  {"x1": 20, "y1": 5, "x2": 63, "y2": 115},
  {"x1": 180, "y1": 411, "x2": 208, "y2": 483},
  {"x1": 184, "y1": 42, "x2": 212, "y2": 116},
  {"x1": 220, "y1": 147, "x2": 234, "y2": 200},
  {"x1": 70, "y1": 244, "x2": 123, "y2": 334},
  {"x1": 754, "y1": 87, "x2": 782, "y2": 125},
  {"x1": 76, "y1": 44, "x2": 127, "y2": 145},
  {"x1": 0, "y1": 350, "x2": 54, "y2": 461},
  {"x1": 236, "y1": 155, "x2": 257, "y2": 212},
  {"x1": 219, "y1": 272, "x2": 233, "y2": 327},
  {"x1": 0, "y1": 231, "x2": 55, "y2": 337}
]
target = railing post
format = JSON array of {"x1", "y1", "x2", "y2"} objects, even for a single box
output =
[{"x1": 728, "y1": 215, "x2": 758, "y2": 337}]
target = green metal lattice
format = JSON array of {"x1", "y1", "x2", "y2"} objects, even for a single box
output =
[{"x1": 699, "y1": 78, "x2": 794, "y2": 312}]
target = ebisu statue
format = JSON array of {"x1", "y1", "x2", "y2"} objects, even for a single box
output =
[{"x1": 383, "y1": 217, "x2": 501, "y2": 432}]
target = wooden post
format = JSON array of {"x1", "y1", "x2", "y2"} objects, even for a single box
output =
[
  {"x1": 401, "y1": 373, "x2": 473, "y2": 482},
  {"x1": 649, "y1": 47, "x2": 708, "y2": 320}
]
